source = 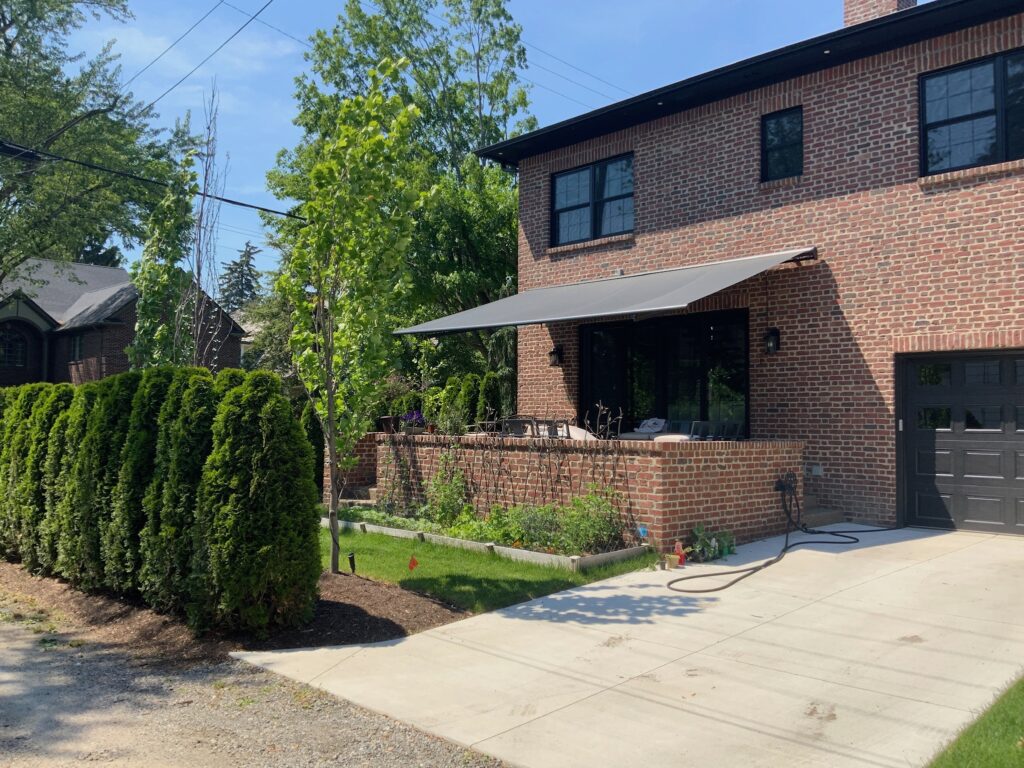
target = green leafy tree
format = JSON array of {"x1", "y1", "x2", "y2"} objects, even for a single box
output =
[
  {"x1": 12, "y1": 383, "x2": 72, "y2": 569},
  {"x1": 300, "y1": 400, "x2": 325, "y2": 496},
  {"x1": 239, "y1": 282, "x2": 296, "y2": 384},
  {"x1": 277, "y1": 60, "x2": 425, "y2": 573},
  {"x1": 103, "y1": 367, "x2": 174, "y2": 592},
  {"x1": 196, "y1": 371, "x2": 319, "y2": 631},
  {"x1": 128, "y1": 155, "x2": 198, "y2": 369},
  {"x1": 267, "y1": 0, "x2": 529, "y2": 385},
  {"x1": 0, "y1": 0, "x2": 174, "y2": 291},
  {"x1": 218, "y1": 241, "x2": 262, "y2": 313}
]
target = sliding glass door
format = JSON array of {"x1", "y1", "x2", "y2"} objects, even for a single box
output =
[{"x1": 578, "y1": 310, "x2": 749, "y2": 435}]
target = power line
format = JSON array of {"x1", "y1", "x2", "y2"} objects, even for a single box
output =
[
  {"x1": 221, "y1": 0, "x2": 312, "y2": 49},
  {"x1": 517, "y1": 74, "x2": 595, "y2": 110},
  {"x1": 527, "y1": 60, "x2": 616, "y2": 102},
  {"x1": 123, "y1": 1, "x2": 225, "y2": 90},
  {"x1": 0, "y1": 139, "x2": 305, "y2": 221},
  {"x1": 145, "y1": 0, "x2": 275, "y2": 109},
  {"x1": 521, "y1": 38, "x2": 633, "y2": 97}
]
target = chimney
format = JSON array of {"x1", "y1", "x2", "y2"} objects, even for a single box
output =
[{"x1": 844, "y1": 0, "x2": 917, "y2": 27}]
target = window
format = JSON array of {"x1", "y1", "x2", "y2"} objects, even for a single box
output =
[
  {"x1": 0, "y1": 325, "x2": 27, "y2": 368},
  {"x1": 921, "y1": 50, "x2": 1024, "y2": 175},
  {"x1": 551, "y1": 155, "x2": 633, "y2": 246},
  {"x1": 761, "y1": 107, "x2": 803, "y2": 182},
  {"x1": 579, "y1": 311, "x2": 748, "y2": 435},
  {"x1": 70, "y1": 334, "x2": 83, "y2": 362}
]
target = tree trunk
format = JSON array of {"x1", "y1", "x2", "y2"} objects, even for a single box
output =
[{"x1": 327, "y1": 447, "x2": 341, "y2": 574}]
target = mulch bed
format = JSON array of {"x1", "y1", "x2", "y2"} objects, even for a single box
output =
[{"x1": 0, "y1": 561, "x2": 467, "y2": 667}]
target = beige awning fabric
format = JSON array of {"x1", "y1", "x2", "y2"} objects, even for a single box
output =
[{"x1": 395, "y1": 246, "x2": 816, "y2": 335}]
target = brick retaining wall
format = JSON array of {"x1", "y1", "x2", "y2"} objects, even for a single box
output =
[{"x1": 326, "y1": 433, "x2": 804, "y2": 551}]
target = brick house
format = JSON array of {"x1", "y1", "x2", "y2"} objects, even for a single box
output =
[
  {"x1": 0, "y1": 258, "x2": 242, "y2": 386},
  {"x1": 395, "y1": 0, "x2": 1024, "y2": 538}
]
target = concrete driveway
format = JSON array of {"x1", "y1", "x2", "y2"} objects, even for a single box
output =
[{"x1": 236, "y1": 526, "x2": 1024, "y2": 768}]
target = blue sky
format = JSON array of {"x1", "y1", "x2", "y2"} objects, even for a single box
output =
[{"x1": 68, "y1": 0, "x2": 868, "y2": 274}]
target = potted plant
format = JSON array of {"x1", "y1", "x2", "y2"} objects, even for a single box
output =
[{"x1": 402, "y1": 409, "x2": 426, "y2": 435}]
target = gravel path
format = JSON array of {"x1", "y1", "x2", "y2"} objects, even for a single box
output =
[{"x1": 0, "y1": 604, "x2": 503, "y2": 767}]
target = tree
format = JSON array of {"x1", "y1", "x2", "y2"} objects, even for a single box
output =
[
  {"x1": 267, "y1": 0, "x2": 529, "y2": 386},
  {"x1": 219, "y1": 242, "x2": 263, "y2": 313},
  {"x1": 196, "y1": 371, "x2": 319, "y2": 631},
  {"x1": 277, "y1": 60, "x2": 425, "y2": 573},
  {"x1": 239, "y1": 284, "x2": 296, "y2": 384},
  {"x1": 128, "y1": 155, "x2": 198, "y2": 368},
  {"x1": 0, "y1": 1, "x2": 175, "y2": 292}
]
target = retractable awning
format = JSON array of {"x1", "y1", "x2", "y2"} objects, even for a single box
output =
[{"x1": 396, "y1": 246, "x2": 816, "y2": 336}]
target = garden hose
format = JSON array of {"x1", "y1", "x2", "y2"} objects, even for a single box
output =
[{"x1": 666, "y1": 472, "x2": 898, "y2": 594}]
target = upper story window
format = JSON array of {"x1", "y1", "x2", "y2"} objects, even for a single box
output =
[
  {"x1": 0, "y1": 325, "x2": 27, "y2": 368},
  {"x1": 922, "y1": 50, "x2": 1024, "y2": 175},
  {"x1": 761, "y1": 107, "x2": 804, "y2": 182},
  {"x1": 551, "y1": 155, "x2": 633, "y2": 246}
]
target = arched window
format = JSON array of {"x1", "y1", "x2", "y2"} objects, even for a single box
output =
[{"x1": 0, "y1": 325, "x2": 28, "y2": 368}]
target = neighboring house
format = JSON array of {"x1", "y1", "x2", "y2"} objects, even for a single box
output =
[
  {"x1": 402, "y1": 0, "x2": 1024, "y2": 535},
  {"x1": 0, "y1": 258, "x2": 243, "y2": 386}
]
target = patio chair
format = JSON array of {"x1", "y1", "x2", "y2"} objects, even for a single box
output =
[
  {"x1": 500, "y1": 416, "x2": 537, "y2": 438},
  {"x1": 653, "y1": 419, "x2": 708, "y2": 443}
]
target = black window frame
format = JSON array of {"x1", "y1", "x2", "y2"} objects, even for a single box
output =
[
  {"x1": 550, "y1": 153, "x2": 634, "y2": 247},
  {"x1": 577, "y1": 309, "x2": 750, "y2": 437},
  {"x1": 0, "y1": 325, "x2": 28, "y2": 368},
  {"x1": 760, "y1": 106, "x2": 804, "y2": 183},
  {"x1": 919, "y1": 47, "x2": 1024, "y2": 176}
]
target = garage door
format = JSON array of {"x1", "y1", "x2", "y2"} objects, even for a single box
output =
[{"x1": 902, "y1": 353, "x2": 1024, "y2": 533}]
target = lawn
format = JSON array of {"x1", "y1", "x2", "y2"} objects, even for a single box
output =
[
  {"x1": 319, "y1": 528, "x2": 658, "y2": 614},
  {"x1": 929, "y1": 675, "x2": 1024, "y2": 767}
]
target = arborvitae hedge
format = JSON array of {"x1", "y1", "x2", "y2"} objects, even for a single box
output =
[
  {"x1": 198, "y1": 372, "x2": 320, "y2": 632},
  {"x1": 0, "y1": 368, "x2": 319, "y2": 633},
  {"x1": 13, "y1": 384, "x2": 73, "y2": 570},
  {"x1": 139, "y1": 368, "x2": 213, "y2": 612},
  {"x1": 0, "y1": 383, "x2": 51, "y2": 557},
  {"x1": 300, "y1": 400, "x2": 325, "y2": 495},
  {"x1": 71, "y1": 371, "x2": 141, "y2": 590},
  {"x1": 104, "y1": 367, "x2": 175, "y2": 593},
  {"x1": 477, "y1": 371, "x2": 502, "y2": 422}
]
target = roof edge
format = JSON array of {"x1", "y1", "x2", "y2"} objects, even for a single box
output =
[{"x1": 478, "y1": 0, "x2": 1020, "y2": 165}]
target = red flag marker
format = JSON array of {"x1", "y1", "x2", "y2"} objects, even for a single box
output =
[{"x1": 408, "y1": 555, "x2": 419, "y2": 571}]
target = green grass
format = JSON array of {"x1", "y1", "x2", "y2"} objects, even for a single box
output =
[
  {"x1": 929, "y1": 676, "x2": 1024, "y2": 767},
  {"x1": 320, "y1": 528, "x2": 657, "y2": 614}
]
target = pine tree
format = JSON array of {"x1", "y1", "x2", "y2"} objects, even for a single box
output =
[{"x1": 218, "y1": 242, "x2": 262, "y2": 313}]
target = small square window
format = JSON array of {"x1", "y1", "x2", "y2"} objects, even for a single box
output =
[
  {"x1": 918, "y1": 407, "x2": 951, "y2": 430},
  {"x1": 917, "y1": 363, "x2": 951, "y2": 386},
  {"x1": 551, "y1": 155, "x2": 634, "y2": 246},
  {"x1": 965, "y1": 360, "x2": 1000, "y2": 385},
  {"x1": 965, "y1": 405, "x2": 1002, "y2": 431},
  {"x1": 761, "y1": 107, "x2": 803, "y2": 182}
]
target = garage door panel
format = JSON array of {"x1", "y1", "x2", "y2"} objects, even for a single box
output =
[
  {"x1": 914, "y1": 492, "x2": 954, "y2": 526},
  {"x1": 904, "y1": 352, "x2": 1023, "y2": 534},
  {"x1": 962, "y1": 450, "x2": 1005, "y2": 480},
  {"x1": 962, "y1": 494, "x2": 1005, "y2": 526}
]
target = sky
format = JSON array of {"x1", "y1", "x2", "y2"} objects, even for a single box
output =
[{"x1": 66, "y1": 0, "x2": 889, "y2": 275}]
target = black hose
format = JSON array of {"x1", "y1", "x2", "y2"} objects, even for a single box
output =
[{"x1": 666, "y1": 472, "x2": 898, "y2": 594}]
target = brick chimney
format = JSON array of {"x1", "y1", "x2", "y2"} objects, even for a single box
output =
[{"x1": 844, "y1": 0, "x2": 917, "y2": 27}]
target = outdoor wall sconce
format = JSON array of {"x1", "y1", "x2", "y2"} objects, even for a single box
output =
[
  {"x1": 548, "y1": 345, "x2": 564, "y2": 366},
  {"x1": 764, "y1": 328, "x2": 781, "y2": 355}
]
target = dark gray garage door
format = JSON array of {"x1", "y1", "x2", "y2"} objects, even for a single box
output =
[{"x1": 902, "y1": 353, "x2": 1024, "y2": 533}]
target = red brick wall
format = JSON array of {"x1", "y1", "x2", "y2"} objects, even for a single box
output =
[
  {"x1": 366, "y1": 434, "x2": 804, "y2": 551},
  {"x1": 514, "y1": 15, "x2": 1024, "y2": 525},
  {"x1": 323, "y1": 433, "x2": 378, "y2": 503},
  {"x1": 844, "y1": 0, "x2": 916, "y2": 27}
]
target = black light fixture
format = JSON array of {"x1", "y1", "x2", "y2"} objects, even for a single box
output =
[
  {"x1": 548, "y1": 345, "x2": 563, "y2": 367},
  {"x1": 764, "y1": 328, "x2": 781, "y2": 355}
]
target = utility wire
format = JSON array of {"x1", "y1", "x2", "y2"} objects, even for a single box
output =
[
  {"x1": 145, "y1": 0, "x2": 275, "y2": 110},
  {"x1": 123, "y1": 1, "x2": 225, "y2": 90},
  {"x1": 528, "y1": 60, "x2": 617, "y2": 102},
  {"x1": 221, "y1": 0, "x2": 312, "y2": 49},
  {"x1": 521, "y1": 38, "x2": 633, "y2": 97},
  {"x1": 517, "y1": 74, "x2": 595, "y2": 110},
  {"x1": 0, "y1": 139, "x2": 305, "y2": 221}
]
